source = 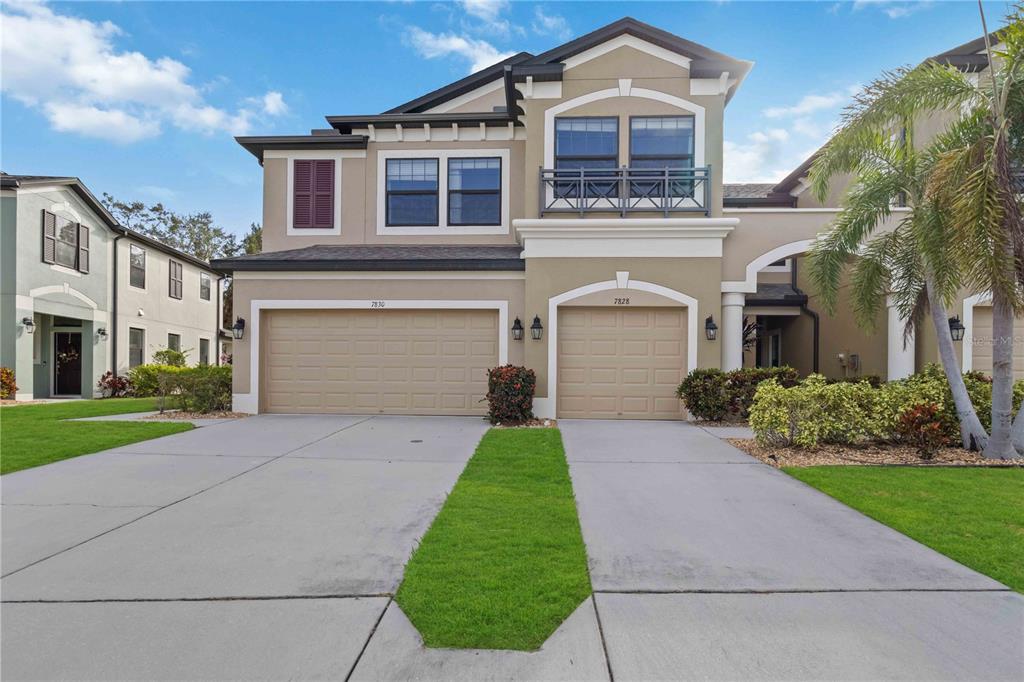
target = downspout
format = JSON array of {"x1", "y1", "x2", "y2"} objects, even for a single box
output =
[
  {"x1": 791, "y1": 258, "x2": 819, "y2": 373},
  {"x1": 111, "y1": 232, "x2": 124, "y2": 377},
  {"x1": 215, "y1": 275, "x2": 225, "y2": 365}
]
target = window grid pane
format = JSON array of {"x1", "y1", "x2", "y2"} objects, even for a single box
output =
[
  {"x1": 129, "y1": 246, "x2": 146, "y2": 288},
  {"x1": 386, "y1": 158, "x2": 439, "y2": 226},
  {"x1": 200, "y1": 273, "x2": 211, "y2": 300},
  {"x1": 448, "y1": 157, "x2": 501, "y2": 226},
  {"x1": 54, "y1": 216, "x2": 77, "y2": 269}
]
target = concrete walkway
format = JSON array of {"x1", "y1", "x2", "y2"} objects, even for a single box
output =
[{"x1": 561, "y1": 419, "x2": 1024, "y2": 680}]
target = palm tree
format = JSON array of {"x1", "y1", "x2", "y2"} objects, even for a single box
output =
[{"x1": 808, "y1": 6, "x2": 1023, "y2": 458}]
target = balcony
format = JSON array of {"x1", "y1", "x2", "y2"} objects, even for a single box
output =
[{"x1": 539, "y1": 166, "x2": 711, "y2": 217}]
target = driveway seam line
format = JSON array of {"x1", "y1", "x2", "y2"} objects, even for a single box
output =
[
  {"x1": 592, "y1": 588, "x2": 1012, "y2": 594},
  {"x1": 0, "y1": 416, "x2": 377, "y2": 580},
  {"x1": 344, "y1": 595, "x2": 393, "y2": 682},
  {"x1": 2, "y1": 593, "x2": 393, "y2": 604},
  {"x1": 590, "y1": 595, "x2": 615, "y2": 682}
]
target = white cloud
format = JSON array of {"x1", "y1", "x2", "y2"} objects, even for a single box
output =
[
  {"x1": 532, "y1": 7, "x2": 572, "y2": 40},
  {"x1": 458, "y1": 0, "x2": 507, "y2": 24},
  {"x1": 852, "y1": 0, "x2": 934, "y2": 19},
  {"x1": 0, "y1": 1, "x2": 287, "y2": 143},
  {"x1": 763, "y1": 91, "x2": 850, "y2": 118},
  {"x1": 405, "y1": 26, "x2": 515, "y2": 73},
  {"x1": 723, "y1": 129, "x2": 794, "y2": 183}
]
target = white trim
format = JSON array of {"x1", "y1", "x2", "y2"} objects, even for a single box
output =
[
  {"x1": 522, "y1": 81, "x2": 562, "y2": 100},
  {"x1": 962, "y1": 292, "x2": 992, "y2": 371},
  {"x1": 535, "y1": 279, "x2": 698, "y2": 419},
  {"x1": 28, "y1": 283, "x2": 99, "y2": 310},
  {"x1": 515, "y1": 218, "x2": 735, "y2": 259},
  {"x1": 242, "y1": 299, "x2": 510, "y2": 415},
  {"x1": 689, "y1": 77, "x2": 736, "y2": 96},
  {"x1": 424, "y1": 79, "x2": 504, "y2": 113},
  {"x1": 721, "y1": 239, "x2": 816, "y2": 294},
  {"x1": 562, "y1": 34, "x2": 691, "y2": 72},
  {"x1": 264, "y1": 150, "x2": 364, "y2": 237},
  {"x1": 886, "y1": 295, "x2": 916, "y2": 381},
  {"x1": 376, "y1": 148, "x2": 511, "y2": 236},
  {"x1": 233, "y1": 271, "x2": 525, "y2": 281},
  {"x1": 543, "y1": 87, "x2": 706, "y2": 173},
  {"x1": 354, "y1": 127, "x2": 526, "y2": 143}
]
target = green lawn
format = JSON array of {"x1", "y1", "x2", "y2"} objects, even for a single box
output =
[
  {"x1": 395, "y1": 428, "x2": 592, "y2": 651},
  {"x1": 786, "y1": 466, "x2": 1024, "y2": 592},
  {"x1": 1, "y1": 398, "x2": 193, "y2": 475}
]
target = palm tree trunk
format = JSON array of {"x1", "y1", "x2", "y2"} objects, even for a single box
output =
[
  {"x1": 927, "y1": 280, "x2": 989, "y2": 450},
  {"x1": 986, "y1": 291, "x2": 1021, "y2": 458}
]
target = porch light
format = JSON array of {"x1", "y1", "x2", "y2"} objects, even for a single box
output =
[
  {"x1": 96, "y1": 327, "x2": 108, "y2": 340},
  {"x1": 511, "y1": 317, "x2": 524, "y2": 341},
  {"x1": 948, "y1": 315, "x2": 966, "y2": 342},
  {"x1": 232, "y1": 318, "x2": 246, "y2": 340},
  {"x1": 21, "y1": 317, "x2": 35, "y2": 334},
  {"x1": 530, "y1": 315, "x2": 544, "y2": 341},
  {"x1": 705, "y1": 315, "x2": 718, "y2": 341}
]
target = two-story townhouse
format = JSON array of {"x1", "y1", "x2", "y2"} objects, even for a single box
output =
[
  {"x1": 1, "y1": 174, "x2": 224, "y2": 400},
  {"x1": 214, "y1": 18, "x2": 1014, "y2": 419}
]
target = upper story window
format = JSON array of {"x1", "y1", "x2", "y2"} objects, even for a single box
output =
[
  {"x1": 293, "y1": 159, "x2": 335, "y2": 229},
  {"x1": 448, "y1": 158, "x2": 501, "y2": 226},
  {"x1": 168, "y1": 259, "x2": 183, "y2": 299},
  {"x1": 41, "y1": 211, "x2": 89, "y2": 273},
  {"x1": 199, "y1": 272, "x2": 212, "y2": 301},
  {"x1": 386, "y1": 158, "x2": 439, "y2": 226},
  {"x1": 555, "y1": 118, "x2": 618, "y2": 198},
  {"x1": 630, "y1": 117, "x2": 694, "y2": 169},
  {"x1": 129, "y1": 245, "x2": 146, "y2": 289}
]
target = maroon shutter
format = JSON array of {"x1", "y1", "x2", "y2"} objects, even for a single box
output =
[
  {"x1": 41, "y1": 211, "x2": 56, "y2": 263},
  {"x1": 77, "y1": 224, "x2": 90, "y2": 273},
  {"x1": 293, "y1": 160, "x2": 313, "y2": 228},
  {"x1": 313, "y1": 160, "x2": 335, "y2": 228}
]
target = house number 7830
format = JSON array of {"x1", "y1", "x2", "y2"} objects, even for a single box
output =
[{"x1": 370, "y1": 301, "x2": 386, "y2": 308}]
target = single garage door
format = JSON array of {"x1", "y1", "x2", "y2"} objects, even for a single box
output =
[
  {"x1": 262, "y1": 309, "x2": 498, "y2": 414},
  {"x1": 558, "y1": 307, "x2": 687, "y2": 420},
  {"x1": 971, "y1": 307, "x2": 1024, "y2": 380}
]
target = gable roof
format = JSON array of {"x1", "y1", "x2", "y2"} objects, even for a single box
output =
[
  {"x1": 384, "y1": 52, "x2": 533, "y2": 114},
  {"x1": 928, "y1": 31, "x2": 1001, "y2": 72}
]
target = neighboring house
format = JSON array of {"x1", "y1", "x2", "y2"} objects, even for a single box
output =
[
  {"x1": 214, "y1": 18, "x2": 1020, "y2": 420},
  {"x1": 1, "y1": 174, "x2": 224, "y2": 400}
]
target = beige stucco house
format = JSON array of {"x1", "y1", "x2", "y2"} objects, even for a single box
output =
[
  {"x1": 1, "y1": 174, "x2": 224, "y2": 400},
  {"x1": 214, "y1": 18, "x2": 1019, "y2": 420}
]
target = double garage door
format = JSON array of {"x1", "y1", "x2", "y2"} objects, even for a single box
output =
[{"x1": 262, "y1": 309, "x2": 497, "y2": 414}]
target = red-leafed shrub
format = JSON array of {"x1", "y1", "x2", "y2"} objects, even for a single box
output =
[
  {"x1": 0, "y1": 367, "x2": 17, "y2": 399},
  {"x1": 97, "y1": 371, "x2": 132, "y2": 398},
  {"x1": 485, "y1": 365, "x2": 536, "y2": 425},
  {"x1": 897, "y1": 402, "x2": 948, "y2": 460}
]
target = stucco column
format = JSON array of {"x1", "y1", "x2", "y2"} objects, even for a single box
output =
[
  {"x1": 887, "y1": 295, "x2": 915, "y2": 380},
  {"x1": 722, "y1": 292, "x2": 746, "y2": 371}
]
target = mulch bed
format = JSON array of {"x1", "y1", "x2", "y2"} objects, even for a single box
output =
[
  {"x1": 143, "y1": 411, "x2": 249, "y2": 421},
  {"x1": 726, "y1": 438, "x2": 1024, "y2": 468},
  {"x1": 492, "y1": 418, "x2": 557, "y2": 429}
]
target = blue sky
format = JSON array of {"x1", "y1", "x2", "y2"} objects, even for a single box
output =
[{"x1": 1, "y1": 0, "x2": 1010, "y2": 237}]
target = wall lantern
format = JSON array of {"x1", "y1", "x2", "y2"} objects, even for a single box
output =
[
  {"x1": 530, "y1": 315, "x2": 544, "y2": 341},
  {"x1": 705, "y1": 315, "x2": 718, "y2": 341},
  {"x1": 21, "y1": 317, "x2": 35, "y2": 334},
  {"x1": 948, "y1": 315, "x2": 966, "y2": 342},
  {"x1": 511, "y1": 317, "x2": 524, "y2": 341},
  {"x1": 232, "y1": 318, "x2": 246, "y2": 340},
  {"x1": 96, "y1": 327, "x2": 108, "y2": 340}
]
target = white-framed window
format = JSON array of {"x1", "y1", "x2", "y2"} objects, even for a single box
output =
[
  {"x1": 128, "y1": 327, "x2": 145, "y2": 368},
  {"x1": 199, "y1": 337, "x2": 211, "y2": 365},
  {"x1": 129, "y1": 245, "x2": 146, "y2": 289},
  {"x1": 200, "y1": 272, "x2": 212, "y2": 301},
  {"x1": 167, "y1": 333, "x2": 181, "y2": 352},
  {"x1": 376, "y1": 148, "x2": 511, "y2": 235}
]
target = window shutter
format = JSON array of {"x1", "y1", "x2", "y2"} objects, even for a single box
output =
[
  {"x1": 293, "y1": 160, "x2": 313, "y2": 228},
  {"x1": 313, "y1": 160, "x2": 335, "y2": 228},
  {"x1": 77, "y1": 224, "x2": 90, "y2": 273},
  {"x1": 41, "y1": 211, "x2": 56, "y2": 264}
]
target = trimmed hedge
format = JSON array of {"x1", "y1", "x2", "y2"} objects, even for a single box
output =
[
  {"x1": 676, "y1": 366, "x2": 800, "y2": 421},
  {"x1": 126, "y1": 363, "x2": 231, "y2": 413},
  {"x1": 485, "y1": 365, "x2": 536, "y2": 424}
]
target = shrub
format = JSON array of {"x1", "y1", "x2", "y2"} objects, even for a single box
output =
[
  {"x1": 175, "y1": 365, "x2": 232, "y2": 413},
  {"x1": 827, "y1": 374, "x2": 884, "y2": 389},
  {"x1": 676, "y1": 368, "x2": 729, "y2": 421},
  {"x1": 127, "y1": 364, "x2": 186, "y2": 397},
  {"x1": 97, "y1": 371, "x2": 132, "y2": 398},
  {"x1": 0, "y1": 367, "x2": 17, "y2": 399},
  {"x1": 725, "y1": 366, "x2": 800, "y2": 418},
  {"x1": 152, "y1": 348, "x2": 188, "y2": 367},
  {"x1": 485, "y1": 365, "x2": 536, "y2": 425},
  {"x1": 749, "y1": 375, "x2": 880, "y2": 448},
  {"x1": 896, "y1": 402, "x2": 948, "y2": 460}
]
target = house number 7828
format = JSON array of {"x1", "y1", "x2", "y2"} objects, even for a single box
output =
[{"x1": 613, "y1": 297, "x2": 630, "y2": 305}]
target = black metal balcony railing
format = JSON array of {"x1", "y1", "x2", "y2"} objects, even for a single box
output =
[{"x1": 539, "y1": 166, "x2": 711, "y2": 217}]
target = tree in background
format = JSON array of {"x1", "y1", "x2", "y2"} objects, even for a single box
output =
[
  {"x1": 240, "y1": 223, "x2": 262, "y2": 255},
  {"x1": 102, "y1": 194, "x2": 240, "y2": 261}
]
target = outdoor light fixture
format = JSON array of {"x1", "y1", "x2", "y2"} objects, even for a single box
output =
[
  {"x1": 530, "y1": 315, "x2": 544, "y2": 341},
  {"x1": 948, "y1": 315, "x2": 966, "y2": 342},
  {"x1": 511, "y1": 317, "x2": 524, "y2": 341},
  {"x1": 96, "y1": 327, "x2": 108, "y2": 340},
  {"x1": 705, "y1": 315, "x2": 718, "y2": 341},
  {"x1": 21, "y1": 317, "x2": 35, "y2": 334},
  {"x1": 232, "y1": 318, "x2": 246, "y2": 340}
]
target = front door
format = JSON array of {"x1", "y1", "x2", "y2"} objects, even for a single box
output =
[{"x1": 54, "y1": 332, "x2": 83, "y2": 396}]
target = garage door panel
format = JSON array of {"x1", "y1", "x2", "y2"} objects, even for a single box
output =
[
  {"x1": 558, "y1": 307, "x2": 686, "y2": 420},
  {"x1": 262, "y1": 309, "x2": 497, "y2": 415}
]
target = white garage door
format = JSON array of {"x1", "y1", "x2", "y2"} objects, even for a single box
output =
[
  {"x1": 557, "y1": 307, "x2": 687, "y2": 420},
  {"x1": 262, "y1": 309, "x2": 498, "y2": 414},
  {"x1": 971, "y1": 307, "x2": 1024, "y2": 380}
]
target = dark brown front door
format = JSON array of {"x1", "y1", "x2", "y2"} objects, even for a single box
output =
[{"x1": 54, "y1": 332, "x2": 82, "y2": 396}]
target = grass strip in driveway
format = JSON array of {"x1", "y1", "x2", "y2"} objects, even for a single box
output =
[
  {"x1": 786, "y1": 466, "x2": 1024, "y2": 592},
  {"x1": 1, "y1": 398, "x2": 193, "y2": 475},
  {"x1": 395, "y1": 428, "x2": 592, "y2": 650}
]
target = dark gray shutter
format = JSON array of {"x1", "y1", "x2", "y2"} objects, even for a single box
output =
[
  {"x1": 313, "y1": 160, "x2": 335, "y2": 228},
  {"x1": 293, "y1": 160, "x2": 313, "y2": 228},
  {"x1": 41, "y1": 211, "x2": 56, "y2": 264},
  {"x1": 77, "y1": 224, "x2": 90, "y2": 273}
]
